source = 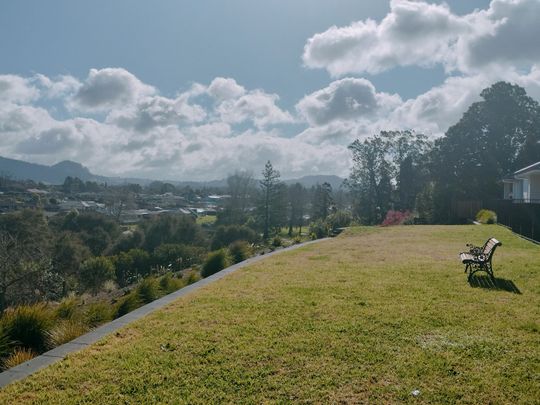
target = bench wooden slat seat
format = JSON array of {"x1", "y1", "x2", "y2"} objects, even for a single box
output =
[{"x1": 459, "y1": 237, "x2": 502, "y2": 280}]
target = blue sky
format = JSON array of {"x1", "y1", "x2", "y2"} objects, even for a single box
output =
[{"x1": 0, "y1": 0, "x2": 538, "y2": 180}]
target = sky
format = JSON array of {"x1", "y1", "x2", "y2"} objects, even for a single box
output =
[{"x1": 1, "y1": 0, "x2": 539, "y2": 181}]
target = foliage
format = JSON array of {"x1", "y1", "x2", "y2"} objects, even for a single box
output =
[
  {"x1": 79, "y1": 257, "x2": 115, "y2": 294},
  {"x1": 381, "y1": 210, "x2": 413, "y2": 226},
  {"x1": 159, "y1": 273, "x2": 185, "y2": 294},
  {"x1": 476, "y1": 209, "x2": 497, "y2": 224},
  {"x1": 0, "y1": 210, "x2": 52, "y2": 311},
  {"x1": 415, "y1": 182, "x2": 435, "y2": 224},
  {"x1": 228, "y1": 241, "x2": 252, "y2": 264},
  {"x1": 0, "y1": 326, "x2": 12, "y2": 359},
  {"x1": 141, "y1": 214, "x2": 206, "y2": 251},
  {"x1": 55, "y1": 296, "x2": 79, "y2": 320},
  {"x1": 346, "y1": 130, "x2": 431, "y2": 225},
  {"x1": 217, "y1": 171, "x2": 256, "y2": 226},
  {"x1": 136, "y1": 278, "x2": 161, "y2": 304},
  {"x1": 431, "y1": 82, "x2": 540, "y2": 222},
  {"x1": 309, "y1": 220, "x2": 330, "y2": 239},
  {"x1": 47, "y1": 321, "x2": 89, "y2": 348},
  {"x1": 183, "y1": 270, "x2": 201, "y2": 285},
  {"x1": 152, "y1": 244, "x2": 206, "y2": 272},
  {"x1": 271, "y1": 236, "x2": 282, "y2": 247},
  {"x1": 211, "y1": 225, "x2": 258, "y2": 250},
  {"x1": 1, "y1": 304, "x2": 53, "y2": 352},
  {"x1": 2, "y1": 348, "x2": 35, "y2": 370},
  {"x1": 4, "y1": 226, "x2": 538, "y2": 403},
  {"x1": 84, "y1": 302, "x2": 113, "y2": 327},
  {"x1": 201, "y1": 250, "x2": 230, "y2": 278},
  {"x1": 258, "y1": 161, "x2": 287, "y2": 239},
  {"x1": 287, "y1": 183, "x2": 307, "y2": 236},
  {"x1": 326, "y1": 210, "x2": 352, "y2": 230},
  {"x1": 115, "y1": 293, "x2": 142, "y2": 318},
  {"x1": 311, "y1": 182, "x2": 334, "y2": 221}
]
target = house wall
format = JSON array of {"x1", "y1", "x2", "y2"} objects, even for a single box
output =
[
  {"x1": 512, "y1": 180, "x2": 523, "y2": 200},
  {"x1": 529, "y1": 173, "x2": 540, "y2": 201}
]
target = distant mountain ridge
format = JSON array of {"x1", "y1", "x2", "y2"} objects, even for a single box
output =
[{"x1": 0, "y1": 156, "x2": 345, "y2": 189}]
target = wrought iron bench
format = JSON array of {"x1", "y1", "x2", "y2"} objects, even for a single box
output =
[{"x1": 459, "y1": 237, "x2": 502, "y2": 280}]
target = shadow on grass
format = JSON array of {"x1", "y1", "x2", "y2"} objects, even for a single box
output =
[{"x1": 468, "y1": 275, "x2": 522, "y2": 294}]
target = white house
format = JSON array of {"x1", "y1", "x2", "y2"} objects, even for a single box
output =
[{"x1": 503, "y1": 161, "x2": 540, "y2": 202}]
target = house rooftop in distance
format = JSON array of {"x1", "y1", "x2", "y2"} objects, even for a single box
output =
[
  {"x1": 503, "y1": 161, "x2": 540, "y2": 203},
  {"x1": 514, "y1": 161, "x2": 540, "y2": 177}
]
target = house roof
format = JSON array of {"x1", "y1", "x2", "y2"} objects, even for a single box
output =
[{"x1": 514, "y1": 161, "x2": 540, "y2": 177}]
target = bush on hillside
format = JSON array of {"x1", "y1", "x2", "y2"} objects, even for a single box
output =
[
  {"x1": 115, "y1": 292, "x2": 142, "y2": 318},
  {"x1": 159, "y1": 272, "x2": 185, "y2": 294},
  {"x1": 152, "y1": 244, "x2": 206, "y2": 272},
  {"x1": 228, "y1": 240, "x2": 252, "y2": 264},
  {"x1": 211, "y1": 225, "x2": 258, "y2": 250},
  {"x1": 381, "y1": 210, "x2": 413, "y2": 226},
  {"x1": 326, "y1": 210, "x2": 352, "y2": 230},
  {"x1": 309, "y1": 220, "x2": 330, "y2": 239},
  {"x1": 1, "y1": 304, "x2": 53, "y2": 352},
  {"x1": 0, "y1": 326, "x2": 12, "y2": 359},
  {"x1": 476, "y1": 209, "x2": 497, "y2": 224},
  {"x1": 79, "y1": 257, "x2": 115, "y2": 294},
  {"x1": 271, "y1": 236, "x2": 283, "y2": 248},
  {"x1": 201, "y1": 250, "x2": 230, "y2": 278},
  {"x1": 55, "y1": 296, "x2": 79, "y2": 320},
  {"x1": 136, "y1": 278, "x2": 161, "y2": 304},
  {"x1": 47, "y1": 321, "x2": 89, "y2": 348},
  {"x1": 84, "y1": 302, "x2": 113, "y2": 327}
]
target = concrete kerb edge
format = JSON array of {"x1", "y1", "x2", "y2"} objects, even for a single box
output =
[{"x1": 0, "y1": 237, "x2": 329, "y2": 389}]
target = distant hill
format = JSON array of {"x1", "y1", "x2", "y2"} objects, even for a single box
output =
[
  {"x1": 0, "y1": 156, "x2": 107, "y2": 184},
  {"x1": 0, "y1": 156, "x2": 345, "y2": 189},
  {"x1": 284, "y1": 175, "x2": 345, "y2": 190}
]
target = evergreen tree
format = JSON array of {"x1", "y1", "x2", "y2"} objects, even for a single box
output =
[{"x1": 258, "y1": 161, "x2": 285, "y2": 239}]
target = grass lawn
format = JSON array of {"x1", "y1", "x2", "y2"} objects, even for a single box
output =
[
  {"x1": 1, "y1": 225, "x2": 539, "y2": 403},
  {"x1": 195, "y1": 215, "x2": 217, "y2": 226}
]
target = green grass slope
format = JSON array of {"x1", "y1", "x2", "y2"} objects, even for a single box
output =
[{"x1": 1, "y1": 225, "x2": 539, "y2": 404}]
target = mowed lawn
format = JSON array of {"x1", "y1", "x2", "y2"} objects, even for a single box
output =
[{"x1": 1, "y1": 225, "x2": 539, "y2": 404}]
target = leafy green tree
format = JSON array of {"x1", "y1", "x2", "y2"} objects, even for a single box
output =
[
  {"x1": 311, "y1": 182, "x2": 334, "y2": 221},
  {"x1": 287, "y1": 183, "x2": 306, "y2": 236},
  {"x1": 218, "y1": 171, "x2": 256, "y2": 225},
  {"x1": 258, "y1": 161, "x2": 286, "y2": 239},
  {"x1": 141, "y1": 214, "x2": 206, "y2": 251},
  {"x1": 211, "y1": 225, "x2": 258, "y2": 250},
  {"x1": 52, "y1": 232, "x2": 92, "y2": 294},
  {"x1": 152, "y1": 244, "x2": 206, "y2": 272},
  {"x1": 431, "y1": 82, "x2": 540, "y2": 222},
  {"x1": 79, "y1": 257, "x2": 115, "y2": 294},
  {"x1": 0, "y1": 210, "x2": 53, "y2": 310}
]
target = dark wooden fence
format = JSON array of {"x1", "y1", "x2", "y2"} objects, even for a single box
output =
[
  {"x1": 484, "y1": 200, "x2": 540, "y2": 242},
  {"x1": 451, "y1": 199, "x2": 540, "y2": 242}
]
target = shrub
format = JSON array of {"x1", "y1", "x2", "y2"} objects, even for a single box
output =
[
  {"x1": 271, "y1": 236, "x2": 282, "y2": 248},
  {"x1": 294, "y1": 236, "x2": 302, "y2": 244},
  {"x1": 201, "y1": 250, "x2": 230, "y2": 278},
  {"x1": 55, "y1": 296, "x2": 79, "y2": 320},
  {"x1": 159, "y1": 272, "x2": 185, "y2": 294},
  {"x1": 476, "y1": 209, "x2": 497, "y2": 224},
  {"x1": 381, "y1": 210, "x2": 413, "y2": 226},
  {"x1": 211, "y1": 225, "x2": 258, "y2": 250},
  {"x1": 79, "y1": 256, "x2": 115, "y2": 294},
  {"x1": 0, "y1": 326, "x2": 12, "y2": 359},
  {"x1": 326, "y1": 210, "x2": 352, "y2": 230},
  {"x1": 115, "y1": 293, "x2": 142, "y2": 318},
  {"x1": 84, "y1": 302, "x2": 113, "y2": 327},
  {"x1": 2, "y1": 348, "x2": 35, "y2": 369},
  {"x1": 136, "y1": 278, "x2": 161, "y2": 304},
  {"x1": 309, "y1": 220, "x2": 330, "y2": 239},
  {"x1": 184, "y1": 270, "x2": 201, "y2": 285},
  {"x1": 152, "y1": 244, "x2": 206, "y2": 272},
  {"x1": 47, "y1": 321, "x2": 89, "y2": 348},
  {"x1": 1, "y1": 304, "x2": 53, "y2": 352},
  {"x1": 228, "y1": 240, "x2": 252, "y2": 264}
]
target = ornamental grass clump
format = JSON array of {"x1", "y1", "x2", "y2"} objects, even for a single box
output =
[
  {"x1": 201, "y1": 249, "x2": 230, "y2": 278},
  {"x1": 47, "y1": 321, "x2": 89, "y2": 348},
  {"x1": 2, "y1": 348, "x2": 35, "y2": 369},
  {"x1": 1, "y1": 304, "x2": 53, "y2": 353},
  {"x1": 476, "y1": 209, "x2": 497, "y2": 224}
]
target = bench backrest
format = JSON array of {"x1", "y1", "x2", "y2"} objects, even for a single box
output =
[{"x1": 482, "y1": 237, "x2": 502, "y2": 260}]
